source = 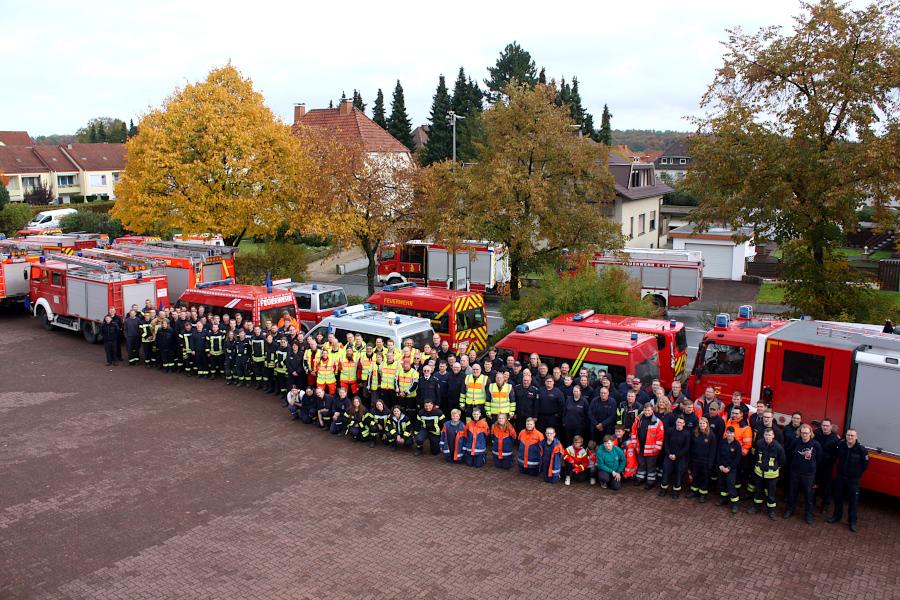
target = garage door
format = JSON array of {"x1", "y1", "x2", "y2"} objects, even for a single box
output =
[{"x1": 686, "y1": 243, "x2": 732, "y2": 279}]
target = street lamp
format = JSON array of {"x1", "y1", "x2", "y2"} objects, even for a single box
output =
[{"x1": 447, "y1": 110, "x2": 466, "y2": 290}]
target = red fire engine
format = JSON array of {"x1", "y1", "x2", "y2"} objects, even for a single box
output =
[
  {"x1": 111, "y1": 239, "x2": 238, "y2": 302},
  {"x1": 367, "y1": 283, "x2": 488, "y2": 353},
  {"x1": 177, "y1": 280, "x2": 298, "y2": 326},
  {"x1": 591, "y1": 248, "x2": 704, "y2": 308},
  {"x1": 18, "y1": 232, "x2": 110, "y2": 252},
  {"x1": 29, "y1": 254, "x2": 170, "y2": 343},
  {"x1": 377, "y1": 240, "x2": 511, "y2": 296},
  {"x1": 691, "y1": 306, "x2": 900, "y2": 497},
  {"x1": 552, "y1": 310, "x2": 688, "y2": 389},
  {"x1": 495, "y1": 318, "x2": 661, "y2": 385},
  {"x1": 0, "y1": 241, "x2": 42, "y2": 306}
]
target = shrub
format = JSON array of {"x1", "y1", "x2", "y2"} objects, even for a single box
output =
[
  {"x1": 234, "y1": 242, "x2": 308, "y2": 286},
  {"x1": 59, "y1": 210, "x2": 125, "y2": 240},
  {"x1": 69, "y1": 195, "x2": 86, "y2": 204},
  {"x1": 24, "y1": 182, "x2": 54, "y2": 206},
  {"x1": 0, "y1": 180, "x2": 10, "y2": 210},
  {"x1": 0, "y1": 203, "x2": 34, "y2": 236}
]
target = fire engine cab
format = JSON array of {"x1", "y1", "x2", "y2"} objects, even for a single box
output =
[
  {"x1": 367, "y1": 283, "x2": 488, "y2": 353},
  {"x1": 495, "y1": 318, "x2": 661, "y2": 386},
  {"x1": 271, "y1": 279, "x2": 348, "y2": 332},
  {"x1": 177, "y1": 280, "x2": 298, "y2": 326},
  {"x1": 692, "y1": 306, "x2": 900, "y2": 497},
  {"x1": 30, "y1": 254, "x2": 170, "y2": 343},
  {"x1": 0, "y1": 241, "x2": 42, "y2": 306},
  {"x1": 377, "y1": 240, "x2": 511, "y2": 296},
  {"x1": 591, "y1": 248, "x2": 703, "y2": 308},
  {"x1": 553, "y1": 310, "x2": 688, "y2": 389}
]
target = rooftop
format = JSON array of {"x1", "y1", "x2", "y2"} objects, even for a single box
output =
[
  {"x1": 61, "y1": 143, "x2": 126, "y2": 171},
  {"x1": 295, "y1": 101, "x2": 410, "y2": 154},
  {"x1": 0, "y1": 131, "x2": 33, "y2": 146}
]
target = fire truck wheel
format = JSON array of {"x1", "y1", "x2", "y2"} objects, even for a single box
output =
[
  {"x1": 81, "y1": 320, "x2": 99, "y2": 344},
  {"x1": 37, "y1": 306, "x2": 53, "y2": 331}
]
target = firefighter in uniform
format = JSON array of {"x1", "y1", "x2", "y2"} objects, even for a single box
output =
[
  {"x1": 264, "y1": 333, "x2": 277, "y2": 393},
  {"x1": 828, "y1": 428, "x2": 869, "y2": 532},
  {"x1": 486, "y1": 370, "x2": 514, "y2": 426},
  {"x1": 234, "y1": 329, "x2": 250, "y2": 386},
  {"x1": 206, "y1": 324, "x2": 225, "y2": 379},
  {"x1": 273, "y1": 337, "x2": 290, "y2": 397},
  {"x1": 139, "y1": 315, "x2": 157, "y2": 367},
  {"x1": 462, "y1": 362, "x2": 489, "y2": 422},
  {"x1": 304, "y1": 340, "x2": 320, "y2": 388},
  {"x1": 124, "y1": 309, "x2": 142, "y2": 365},
  {"x1": 223, "y1": 330, "x2": 237, "y2": 384},
  {"x1": 747, "y1": 428, "x2": 786, "y2": 520},
  {"x1": 379, "y1": 351, "x2": 399, "y2": 408},
  {"x1": 358, "y1": 345, "x2": 376, "y2": 401},
  {"x1": 250, "y1": 326, "x2": 267, "y2": 389},
  {"x1": 396, "y1": 356, "x2": 420, "y2": 422},
  {"x1": 179, "y1": 321, "x2": 194, "y2": 375},
  {"x1": 155, "y1": 319, "x2": 177, "y2": 373},
  {"x1": 717, "y1": 427, "x2": 743, "y2": 514},
  {"x1": 316, "y1": 346, "x2": 338, "y2": 395},
  {"x1": 414, "y1": 399, "x2": 445, "y2": 456},
  {"x1": 190, "y1": 322, "x2": 209, "y2": 378},
  {"x1": 338, "y1": 347, "x2": 360, "y2": 396}
]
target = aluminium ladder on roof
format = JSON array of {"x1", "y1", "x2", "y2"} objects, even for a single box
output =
[{"x1": 815, "y1": 322, "x2": 900, "y2": 352}]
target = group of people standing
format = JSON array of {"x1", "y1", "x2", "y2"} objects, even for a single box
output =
[{"x1": 98, "y1": 305, "x2": 871, "y2": 533}]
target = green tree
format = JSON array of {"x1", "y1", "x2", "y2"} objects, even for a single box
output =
[
  {"x1": 0, "y1": 203, "x2": 32, "y2": 236},
  {"x1": 117, "y1": 121, "x2": 128, "y2": 143},
  {"x1": 128, "y1": 119, "x2": 138, "y2": 137},
  {"x1": 233, "y1": 241, "x2": 308, "y2": 286},
  {"x1": 538, "y1": 67, "x2": 547, "y2": 84},
  {"x1": 450, "y1": 67, "x2": 484, "y2": 163},
  {"x1": 78, "y1": 117, "x2": 128, "y2": 143},
  {"x1": 352, "y1": 89, "x2": 366, "y2": 112},
  {"x1": 686, "y1": 0, "x2": 899, "y2": 320},
  {"x1": 372, "y1": 88, "x2": 387, "y2": 128},
  {"x1": 484, "y1": 41, "x2": 538, "y2": 102},
  {"x1": 387, "y1": 80, "x2": 415, "y2": 150},
  {"x1": 88, "y1": 123, "x2": 98, "y2": 143},
  {"x1": 0, "y1": 179, "x2": 10, "y2": 210},
  {"x1": 24, "y1": 182, "x2": 54, "y2": 205},
  {"x1": 421, "y1": 75, "x2": 453, "y2": 166},
  {"x1": 598, "y1": 104, "x2": 613, "y2": 145},
  {"x1": 59, "y1": 210, "x2": 125, "y2": 240}
]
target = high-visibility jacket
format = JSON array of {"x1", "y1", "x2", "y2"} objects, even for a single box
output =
[
  {"x1": 274, "y1": 349, "x2": 288, "y2": 374},
  {"x1": 316, "y1": 353, "x2": 337, "y2": 385},
  {"x1": 417, "y1": 407, "x2": 445, "y2": 436},
  {"x1": 486, "y1": 382, "x2": 514, "y2": 418},
  {"x1": 324, "y1": 342, "x2": 343, "y2": 363},
  {"x1": 359, "y1": 353, "x2": 376, "y2": 382},
  {"x1": 277, "y1": 315, "x2": 299, "y2": 332},
  {"x1": 380, "y1": 359, "x2": 399, "y2": 390},
  {"x1": 461, "y1": 418, "x2": 489, "y2": 458},
  {"x1": 396, "y1": 367, "x2": 419, "y2": 397},
  {"x1": 563, "y1": 445, "x2": 590, "y2": 474},
  {"x1": 303, "y1": 348, "x2": 320, "y2": 374},
  {"x1": 344, "y1": 409, "x2": 369, "y2": 437},
  {"x1": 372, "y1": 346, "x2": 387, "y2": 362},
  {"x1": 179, "y1": 332, "x2": 192, "y2": 356},
  {"x1": 631, "y1": 414, "x2": 665, "y2": 457},
  {"x1": 517, "y1": 428, "x2": 545, "y2": 471},
  {"x1": 753, "y1": 439, "x2": 786, "y2": 479},
  {"x1": 614, "y1": 437, "x2": 639, "y2": 477},
  {"x1": 139, "y1": 322, "x2": 156, "y2": 343},
  {"x1": 440, "y1": 420, "x2": 466, "y2": 462},
  {"x1": 339, "y1": 355, "x2": 359, "y2": 384},
  {"x1": 725, "y1": 417, "x2": 753, "y2": 456},
  {"x1": 462, "y1": 374, "x2": 489, "y2": 409},
  {"x1": 368, "y1": 363, "x2": 381, "y2": 390},
  {"x1": 490, "y1": 422, "x2": 517, "y2": 465},
  {"x1": 541, "y1": 439, "x2": 564, "y2": 482},
  {"x1": 387, "y1": 415, "x2": 412, "y2": 440},
  {"x1": 250, "y1": 336, "x2": 266, "y2": 362},
  {"x1": 207, "y1": 332, "x2": 225, "y2": 356}
]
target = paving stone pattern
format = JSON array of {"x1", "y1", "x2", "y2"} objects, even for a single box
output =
[{"x1": 1, "y1": 314, "x2": 899, "y2": 599}]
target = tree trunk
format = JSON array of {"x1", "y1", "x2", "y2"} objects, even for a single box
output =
[
  {"x1": 510, "y1": 256, "x2": 521, "y2": 301},
  {"x1": 225, "y1": 227, "x2": 247, "y2": 248},
  {"x1": 362, "y1": 240, "x2": 377, "y2": 296}
]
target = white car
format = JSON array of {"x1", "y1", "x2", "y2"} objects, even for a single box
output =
[
  {"x1": 28, "y1": 208, "x2": 78, "y2": 229},
  {"x1": 305, "y1": 304, "x2": 435, "y2": 350}
]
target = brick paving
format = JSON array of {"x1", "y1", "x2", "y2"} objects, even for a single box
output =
[{"x1": 1, "y1": 313, "x2": 899, "y2": 600}]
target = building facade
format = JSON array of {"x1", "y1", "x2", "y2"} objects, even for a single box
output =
[{"x1": 605, "y1": 152, "x2": 673, "y2": 249}]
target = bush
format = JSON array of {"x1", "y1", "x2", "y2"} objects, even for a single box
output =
[
  {"x1": 24, "y1": 182, "x2": 54, "y2": 206},
  {"x1": 0, "y1": 180, "x2": 10, "y2": 210},
  {"x1": 491, "y1": 265, "x2": 656, "y2": 343},
  {"x1": 234, "y1": 242, "x2": 308, "y2": 286},
  {"x1": 0, "y1": 203, "x2": 34, "y2": 236},
  {"x1": 59, "y1": 210, "x2": 125, "y2": 240},
  {"x1": 69, "y1": 195, "x2": 86, "y2": 204}
]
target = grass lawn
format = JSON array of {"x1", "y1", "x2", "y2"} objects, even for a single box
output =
[
  {"x1": 772, "y1": 246, "x2": 893, "y2": 261},
  {"x1": 238, "y1": 239, "x2": 330, "y2": 263},
  {"x1": 756, "y1": 281, "x2": 900, "y2": 309}
]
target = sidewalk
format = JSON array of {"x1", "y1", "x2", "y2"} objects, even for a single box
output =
[{"x1": 306, "y1": 247, "x2": 365, "y2": 282}]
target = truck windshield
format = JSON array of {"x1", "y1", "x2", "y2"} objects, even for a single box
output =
[
  {"x1": 675, "y1": 328, "x2": 688, "y2": 353},
  {"x1": 635, "y1": 354, "x2": 660, "y2": 386},
  {"x1": 318, "y1": 289, "x2": 347, "y2": 310},
  {"x1": 403, "y1": 329, "x2": 435, "y2": 350},
  {"x1": 260, "y1": 305, "x2": 297, "y2": 325}
]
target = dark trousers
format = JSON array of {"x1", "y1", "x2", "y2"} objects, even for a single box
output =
[
  {"x1": 690, "y1": 462, "x2": 712, "y2": 494},
  {"x1": 194, "y1": 352, "x2": 209, "y2": 376},
  {"x1": 752, "y1": 475, "x2": 778, "y2": 510},
  {"x1": 636, "y1": 454, "x2": 658, "y2": 483},
  {"x1": 415, "y1": 430, "x2": 440, "y2": 454},
  {"x1": 718, "y1": 469, "x2": 739, "y2": 504},
  {"x1": 275, "y1": 372, "x2": 288, "y2": 395},
  {"x1": 159, "y1": 347, "x2": 176, "y2": 371},
  {"x1": 661, "y1": 457, "x2": 686, "y2": 491},
  {"x1": 208, "y1": 354, "x2": 223, "y2": 376},
  {"x1": 816, "y1": 463, "x2": 835, "y2": 508},
  {"x1": 142, "y1": 341, "x2": 156, "y2": 366},
  {"x1": 126, "y1": 336, "x2": 140, "y2": 364},
  {"x1": 251, "y1": 359, "x2": 266, "y2": 383},
  {"x1": 563, "y1": 464, "x2": 589, "y2": 483},
  {"x1": 598, "y1": 469, "x2": 621, "y2": 490},
  {"x1": 786, "y1": 471, "x2": 815, "y2": 517},
  {"x1": 832, "y1": 476, "x2": 861, "y2": 525},
  {"x1": 104, "y1": 341, "x2": 117, "y2": 365}
]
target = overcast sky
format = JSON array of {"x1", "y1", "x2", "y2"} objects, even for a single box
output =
[{"x1": 0, "y1": 0, "x2": 855, "y2": 137}]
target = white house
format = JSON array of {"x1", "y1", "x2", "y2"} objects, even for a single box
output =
[{"x1": 604, "y1": 152, "x2": 673, "y2": 249}]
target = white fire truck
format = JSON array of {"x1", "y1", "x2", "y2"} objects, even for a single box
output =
[
  {"x1": 0, "y1": 240, "x2": 42, "y2": 307},
  {"x1": 29, "y1": 254, "x2": 170, "y2": 343},
  {"x1": 591, "y1": 248, "x2": 704, "y2": 308}
]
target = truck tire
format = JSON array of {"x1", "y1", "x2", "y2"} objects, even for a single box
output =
[
  {"x1": 37, "y1": 306, "x2": 53, "y2": 331},
  {"x1": 82, "y1": 320, "x2": 99, "y2": 344},
  {"x1": 649, "y1": 295, "x2": 668, "y2": 318}
]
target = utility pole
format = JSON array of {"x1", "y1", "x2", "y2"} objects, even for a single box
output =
[{"x1": 448, "y1": 110, "x2": 465, "y2": 290}]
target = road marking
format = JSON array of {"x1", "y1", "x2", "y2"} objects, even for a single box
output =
[
  {"x1": 686, "y1": 327, "x2": 706, "y2": 333},
  {"x1": 688, "y1": 346, "x2": 698, "y2": 350}
]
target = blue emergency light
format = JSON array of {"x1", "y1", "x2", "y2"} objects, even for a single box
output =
[
  {"x1": 39, "y1": 255, "x2": 46, "y2": 263},
  {"x1": 573, "y1": 310, "x2": 595, "y2": 322},
  {"x1": 332, "y1": 308, "x2": 347, "y2": 316},
  {"x1": 738, "y1": 305, "x2": 753, "y2": 320},
  {"x1": 196, "y1": 278, "x2": 234, "y2": 289},
  {"x1": 669, "y1": 319, "x2": 677, "y2": 328},
  {"x1": 630, "y1": 332, "x2": 638, "y2": 341},
  {"x1": 715, "y1": 313, "x2": 730, "y2": 329}
]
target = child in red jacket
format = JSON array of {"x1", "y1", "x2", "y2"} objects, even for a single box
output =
[{"x1": 563, "y1": 435, "x2": 591, "y2": 486}]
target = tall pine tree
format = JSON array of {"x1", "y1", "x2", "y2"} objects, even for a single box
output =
[
  {"x1": 387, "y1": 80, "x2": 414, "y2": 150},
  {"x1": 372, "y1": 88, "x2": 387, "y2": 128},
  {"x1": 598, "y1": 104, "x2": 612, "y2": 145},
  {"x1": 128, "y1": 119, "x2": 138, "y2": 137},
  {"x1": 569, "y1": 78, "x2": 594, "y2": 137},
  {"x1": 422, "y1": 75, "x2": 453, "y2": 166},
  {"x1": 484, "y1": 41, "x2": 538, "y2": 102},
  {"x1": 450, "y1": 68, "x2": 484, "y2": 163},
  {"x1": 352, "y1": 89, "x2": 366, "y2": 112}
]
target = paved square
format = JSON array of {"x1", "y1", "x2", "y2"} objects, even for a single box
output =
[{"x1": 1, "y1": 314, "x2": 898, "y2": 599}]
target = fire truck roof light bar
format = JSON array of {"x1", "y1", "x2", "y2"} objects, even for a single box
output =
[
  {"x1": 383, "y1": 282, "x2": 418, "y2": 292},
  {"x1": 715, "y1": 314, "x2": 730, "y2": 329},
  {"x1": 516, "y1": 318, "x2": 550, "y2": 333},
  {"x1": 196, "y1": 278, "x2": 234, "y2": 289},
  {"x1": 572, "y1": 310, "x2": 594, "y2": 321}
]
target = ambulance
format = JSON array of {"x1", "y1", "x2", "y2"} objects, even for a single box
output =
[
  {"x1": 305, "y1": 304, "x2": 436, "y2": 350},
  {"x1": 366, "y1": 283, "x2": 488, "y2": 353}
]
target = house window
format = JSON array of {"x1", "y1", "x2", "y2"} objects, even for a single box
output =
[
  {"x1": 22, "y1": 176, "x2": 40, "y2": 190},
  {"x1": 638, "y1": 213, "x2": 646, "y2": 235},
  {"x1": 660, "y1": 158, "x2": 668, "y2": 165},
  {"x1": 58, "y1": 175, "x2": 76, "y2": 187},
  {"x1": 112, "y1": 172, "x2": 121, "y2": 183},
  {"x1": 89, "y1": 174, "x2": 108, "y2": 186},
  {"x1": 679, "y1": 158, "x2": 687, "y2": 165},
  {"x1": 6, "y1": 177, "x2": 19, "y2": 190},
  {"x1": 649, "y1": 210, "x2": 656, "y2": 231},
  {"x1": 630, "y1": 171, "x2": 640, "y2": 187},
  {"x1": 628, "y1": 216, "x2": 634, "y2": 240}
]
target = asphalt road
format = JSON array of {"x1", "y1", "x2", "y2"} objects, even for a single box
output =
[{"x1": 3, "y1": 312, "x2": 899, "y2": 599}]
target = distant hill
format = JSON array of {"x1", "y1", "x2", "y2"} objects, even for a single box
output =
[
  {"x1": 611, "y1": 129, "x2": 690, "y2": 152},
  {"x1": 33, "y1": 134, "x2": 77, "y2": 145}
]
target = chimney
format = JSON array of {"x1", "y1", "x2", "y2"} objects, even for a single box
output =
[
  {"x1": 293, "y1": 103, "x2": 306, "y2": 123},
  {"x1": 339, "y1": 97, "x2": 353, "y2": 116}
]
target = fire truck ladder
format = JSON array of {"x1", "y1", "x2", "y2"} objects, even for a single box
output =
[
  {"x1": 0, "y1": 239, "x2": 43, "y2": 257},
  {"x1": 815, "y1": 322, "x2": 900, "y2": 352},
  {"x1": 113, "y1": 242, "x2": 209, "y2": 261},
  {"x1": 49, "y1": 254, "x2": 117, "y2": 272},
  {"x1": 81, "y1": 248, "x2": 162, "y2": 270},
  {"x1": 147, "y1": 240, "x2": 238, "y2": 257}
]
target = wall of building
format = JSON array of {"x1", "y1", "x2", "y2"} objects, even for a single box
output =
[{"x1": 618, "y1": 195, "x2": 664, "y2": 249}]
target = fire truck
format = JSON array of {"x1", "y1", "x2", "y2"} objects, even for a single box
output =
[
  {"x1": 29, "y1": 254, "x2": 170, "y2": 343},
  {"x1": 552, "y1": 310, "x2": 688, "y2": 389},
  {"x1": 367, "y1": 283, "x2": 488, "y2": 353},
  {"x1": 495, "y1": 318, "x2": 661, "y2": 386},
  {"x1": 591, "y1": 248, "x2": 703, "y2": 308},
  {"x1": 271, "y1": 279, "x2": 348, "y2": 332},
  {"x1": 111, "y1": 239, "x2": 238, "y2": 302},
  {"x1": 177, "y1": 280, "x2": 298, "y2": 326},
  {"x1": 0, "y1": 241, "x2": 42, "y2": 306},
  {"x1": 377, "y1": 240, "x2": 512, "y2": 296},
  {"x1": 691, "y1": 306, "x2": 900, "y2": 497},
  {"x1": 18, "y1": 232, "x2": 110, "y2": 252}
]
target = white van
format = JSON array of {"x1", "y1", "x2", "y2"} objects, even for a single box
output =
[
  {"x1": 28, "y1": 208, "x2": 78, "y2": 229},
  {"x1": 305, "y1": 304, "x2": 435, "y2": 349}
]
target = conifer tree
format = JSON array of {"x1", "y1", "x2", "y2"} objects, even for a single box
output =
[
  {"x1": 372, "y1": 88, "x2": 387, "y2": 128},
  {"x1": 387, "y1": 80, "x2": 415, "y2": 150}
]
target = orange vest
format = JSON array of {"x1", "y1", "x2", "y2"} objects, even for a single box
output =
[
  {"x1": 317, "y1": 353, "x2": 336, "y2": 385},
  {"x1": 339, "y1": 355, "x2": 358, "y2": 383},
  {"x1": 725, "y1": 418, "x2": 753, "y2": 455}
]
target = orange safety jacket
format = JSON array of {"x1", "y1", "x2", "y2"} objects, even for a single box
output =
[
  {"x1": 725, "y1": 418, "x2": 753, "y2": 456},
  {"x1": 339, "y1": 354, "x2": 359, "y2": 383},
  {"x1": 316, "y1": 352, "x2": 337, "y2": 385},
  {"x1": 631, "y1": 414, "x2": 665, "y2": 457}
]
